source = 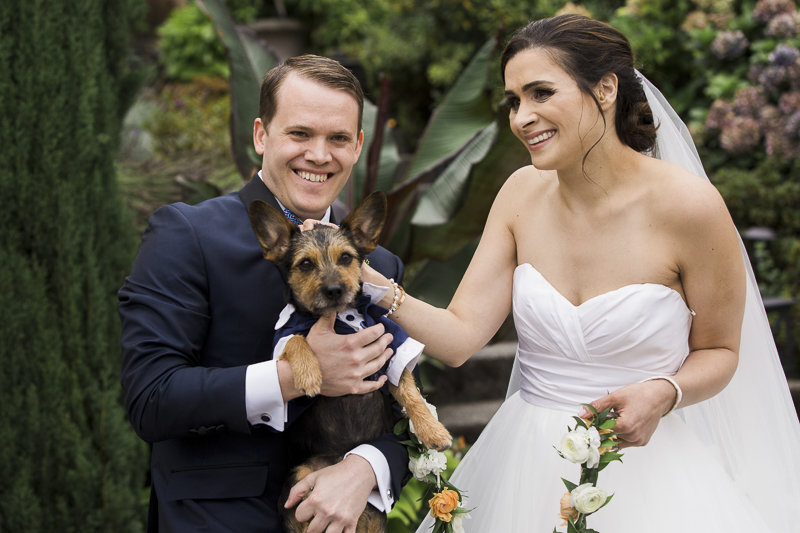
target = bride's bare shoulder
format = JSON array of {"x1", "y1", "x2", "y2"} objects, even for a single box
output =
[
  {"x1": 645, "y1": 157, "x2": 732, "y2": 233},
  {"x1": 496, "y1": 165, "x2": 557, "y2": 206}
]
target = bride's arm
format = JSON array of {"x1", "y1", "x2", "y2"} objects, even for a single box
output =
[
  {"x1": 363, "y1": 176, "x2": 522, "y2": 367},
  {"x1": 589, "y1": 175, "x2": 746, "y2": 448}
]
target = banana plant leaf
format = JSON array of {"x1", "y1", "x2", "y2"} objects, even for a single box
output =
[
  {"x1": 398, "y1": 37, "x2": 497, "y2": 186},
  {"x1": 404, "y1": 237, "x2": 481, "y2": 309},
  {"x1": 341, "y1": 97, "x2": 402, "y2": 210},
  {"x1": 410, "y1": 121, "x2": 499, "y2": 226},
  {"x1": 381, "y1": 36, "x2": 499, "y2": 247},
  {"x1": 405, "y1": 115, "x2": 530, "y2": 264},
  {"x1": 197, "y1": 0, "x2": 279, "y2": 180}
]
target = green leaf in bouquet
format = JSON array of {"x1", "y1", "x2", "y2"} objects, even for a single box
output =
[
  {"x1": 598, "y1": 418, "x2": 617, "y2": 430},
  {"x1": 581, "y1": 403, "x2": 598, "y2": 416},
  {"x1": 596, "y1": 406, "x2": 613, "y2": 422},
  {"x1": 394, "y1": 417, "x2": 410, "y2": 435},
  {"x1": 567, "y1": 518, "x2": 580, "y2": 533},
  {"x1": 599, "y1": 493, "x2": 615, "y2": 510},
  {"x1": 599, "y1": 438, "x2": 618, "y2": 448},
  {"x1": 598, "y1": 451, "x2": 623, "y2": 463},
  {"x1": 408, "y1": 448, "x2": 422, "y2": 459},
  {"x1": 397, "y1": 439, "x2": 416, "y2": 446},
  {"x1": 561, "y1": 478, "x2": 578, "y2": 492},
  {"x1": 572, "y1": 416, "x2": 589, "y2": 429}
]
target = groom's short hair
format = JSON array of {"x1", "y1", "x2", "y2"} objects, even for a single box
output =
[{"x1": 258, "y1": 54, "x2": 364, "y2": 132}]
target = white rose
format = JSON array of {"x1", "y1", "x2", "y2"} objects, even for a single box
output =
[
  {"x1": 559, "y1": 430, "x2": 590, "y2": 464},
  {"x1": 452, "y1": 512, "x2": 470, "y2": 533},
  {"x1": 559, "y1": 426, "x2": 602, "y2": 466},
  {"x1": 570, "y1": 483, "x2": 608, "y2": 514},
  {"x1": 585, "y1": 426, "x2": 601, "y2": 448},
  {"x1": 408, "y1": 454, "x2": 430, "y2": 481},
  {"x1": 586, "y1": 444, "x2": 600, "y2": 469},
  {"x1": 425, "y1": 449, "x2": 448, "y2": 475}
]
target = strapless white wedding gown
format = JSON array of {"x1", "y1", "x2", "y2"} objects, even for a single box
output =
[{"x1": 415, "y1": 263, "x2": 776, "y2": 532}]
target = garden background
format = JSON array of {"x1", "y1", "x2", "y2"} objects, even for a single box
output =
[{"x1": 2, "y1": 0, "x2": 799, "y2": 531}]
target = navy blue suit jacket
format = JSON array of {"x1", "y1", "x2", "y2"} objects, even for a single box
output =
[{"x1": 119, "y1": 176, "x2": 410, "y2": 532}]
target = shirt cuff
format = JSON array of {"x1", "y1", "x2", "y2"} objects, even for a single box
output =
[
  {"x1": 344, "y1": 445, "x2": 394, "y2": 512},
  {"x1": 245, "y1": 360, "x2": 288, "y2": 431}
]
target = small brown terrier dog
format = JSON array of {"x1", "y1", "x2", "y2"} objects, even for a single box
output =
[{"x1": 249, "y1": 191, "x2": 451, "y2": 533}]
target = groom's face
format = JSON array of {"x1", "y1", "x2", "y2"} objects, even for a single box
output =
[{"x1": 253, "y1": 73, "x2": 364, "y2": 221}]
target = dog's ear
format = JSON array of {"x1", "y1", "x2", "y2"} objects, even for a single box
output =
[
  {"x1": 340, "y1": 191, "x2": 387, "y2": 253},
  {"x1": 249, "y1": 200, "x2": 297, "y2": 262}
]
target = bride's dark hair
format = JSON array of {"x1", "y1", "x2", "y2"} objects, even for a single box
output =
[{"x1": 501, "y1": 14, "x2": 657, "y2": 154}]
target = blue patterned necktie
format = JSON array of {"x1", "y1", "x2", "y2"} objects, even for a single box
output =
[{"x1": 282, "y1": 208, "x2": 303, "y2": 226}]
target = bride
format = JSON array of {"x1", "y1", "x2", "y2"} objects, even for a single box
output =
[{"x1": 361, "y1": 14, "x2": 800, "y2": 532}]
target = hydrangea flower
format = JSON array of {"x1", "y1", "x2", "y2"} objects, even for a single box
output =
[
  {"x1": 766, "y1": 12, "x2": 799, "y2": 38},
  {"x1": 732, "y1": 86, "x2": 767, "y2": 117},
  {"x1": 706, "y1": 99, "x2": 734, "y2": 130},
  {"x1": 759, "y1": 65, "x2": 788, "y2": 94},
  {"x1": 753, "y1": 0, "x2": 796, "y2": 24},
  {"x1": 682, "y1": 11, "x2": 710, "y2": 31},
  {"x1": 711, "y1": 30, "x2": 750, "y2": 59},
  {"x1": 770, "y1": 45, "x2": 800, "y2": 67},
  {"x1": 778, "y1": 91, "x2": 800, "y2": 114},
  {"x1": 719, "y1": 116, "x2": 761, "y2": 152},
  {"x1": 784, "y1": 111, "x2": 800, "y2": 141}
]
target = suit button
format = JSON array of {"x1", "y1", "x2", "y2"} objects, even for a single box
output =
[
  {"x1": 261, "y1": 413, "x2": 271, "y2": 423},
  {"x1": 197, "y1": 426, "x2": 208, "y2": 436},
  {"x1": 216, "y1": 424, "x2": 226, "y2": 432}
]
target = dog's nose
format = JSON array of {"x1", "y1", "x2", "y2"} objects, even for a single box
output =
[{"x1": 324, "y1": 284, "x2": 343, "y2": 300}]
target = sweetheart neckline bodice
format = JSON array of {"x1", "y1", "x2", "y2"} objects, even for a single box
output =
[
  {"x1": 511, "y1": 263, "x2": 693, "y2": 411},
  {"x1": 516, "y1": 262, "x2": 688, "y2": 309}
]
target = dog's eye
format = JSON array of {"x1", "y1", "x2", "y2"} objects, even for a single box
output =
[
  {"x1": 299, "y1": 259, "x2": 314, "y2": 271},
  {"x1": 339, "y1": 253, "x2": 352, "y2": 266}
]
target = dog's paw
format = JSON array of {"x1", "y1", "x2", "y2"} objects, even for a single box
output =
[
  {"x1": 294, "y1": 369, "x2": 322, "y2": 398},
  {"x1": 414, "y1": 421, "x2": 452, "y2": 451}
]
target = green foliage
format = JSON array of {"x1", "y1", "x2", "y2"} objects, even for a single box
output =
[
  {"x1": 158, "y1": 3, "x2": 230, "y2": 81},
  {"x1": 0, "y1": 0, "x2": 148, "y2": 530}
]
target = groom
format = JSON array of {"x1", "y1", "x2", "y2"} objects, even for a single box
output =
[{"x1": 119, "y1": 55, "x2": 410, "y2": 532}]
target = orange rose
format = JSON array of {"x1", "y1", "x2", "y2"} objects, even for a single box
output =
[
  {"x1": 429, "y1": 488, "x2": 459, "y2": 522},
  {"x1": 558, "y1": 491, "x2": 579, "y2": 525}
]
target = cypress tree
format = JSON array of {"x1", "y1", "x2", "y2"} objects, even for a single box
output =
[{"x1": 0, "y1": 0, "x2": 147, "y2": 531}]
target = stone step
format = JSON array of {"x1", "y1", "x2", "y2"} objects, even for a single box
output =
[{"x1": 425, "y1": 341, "x2": 517, "y2": 407}]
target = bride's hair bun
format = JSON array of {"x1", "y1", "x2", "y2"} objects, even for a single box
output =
[{"x1": 501, "y1": 14, "x2": 658, "y2": 154}]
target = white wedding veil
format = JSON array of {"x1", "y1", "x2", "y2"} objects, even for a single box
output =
[{"x1": 506, "y1": 72, "x2": 800, "y2": 529}]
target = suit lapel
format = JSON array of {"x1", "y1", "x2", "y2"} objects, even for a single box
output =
[{"x1": 238, "y1": 175, "x2": 281, "y2": 213}]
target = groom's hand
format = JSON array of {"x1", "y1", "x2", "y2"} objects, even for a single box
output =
[
  {"x1": 306, "y1": 313, "x2": 393, "y2": 397},
  {"x1": 286, "y1": 454, "x2": 377, "y2": 533},
  {"x1": 584, "y1": 380, "x2": 677, "y2": 449}
]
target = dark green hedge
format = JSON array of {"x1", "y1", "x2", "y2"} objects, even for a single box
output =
[{"x1": 0, "y1": 0, "x2": 148, "y2": 531}]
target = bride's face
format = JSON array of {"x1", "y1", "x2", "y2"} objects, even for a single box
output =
[{"x1": 503, "y1": 48, "x2": 605, "y2": 171}]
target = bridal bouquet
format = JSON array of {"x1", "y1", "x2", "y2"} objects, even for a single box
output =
[
  {"x1": 394, "y1": 399, "x2": 472, "y2": 533},
  {"x1": 554, "y1": 404, "x2": 623, "y2": 533}
]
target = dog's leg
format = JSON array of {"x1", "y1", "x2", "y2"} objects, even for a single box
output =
[
  {"x1": 389, "y1": 369, "x2": 452, "y2": 451},
  {"x1": 281, "y1": 335, "x2": 323, "y2": 397}
]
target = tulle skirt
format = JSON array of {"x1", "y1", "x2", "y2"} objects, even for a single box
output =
[{"x1": 415, "y1": 392, "x2": 774, "y2": 533}]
